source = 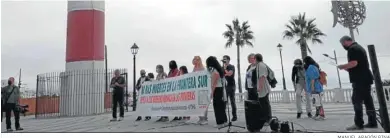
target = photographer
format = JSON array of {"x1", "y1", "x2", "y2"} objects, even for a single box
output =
[
  {"x1": 1, "y1": 77, "x2": 23, "y2": 132},
  {"x1": 222, "y1": 55, "x2": 237, "y2": 121}
]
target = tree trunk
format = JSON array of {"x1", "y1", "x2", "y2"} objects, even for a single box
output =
[
  {"x1": 300, "y1": 41, "x2": 308, "y2": 60},
  {"x1": 236, "y1": 44, "x2": 243, "y2": 94}
]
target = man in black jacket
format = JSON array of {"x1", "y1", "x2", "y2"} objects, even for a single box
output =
[
  {"x1": 222, "y1": 55, "x2": 238, "y2": 121},
  {"x1": 110, "y1": 70, "x2": 126, "y2": 121},
  {"x1": 337, "y1": 36, "x2": 377, "y2": 130},
  {"x1": 291, "y1": 59, "x2": 312, "y2": 118}
]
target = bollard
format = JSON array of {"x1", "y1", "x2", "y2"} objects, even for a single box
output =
[{"x1": 367, "y1": 44, "x2": 390, "y2": 133}]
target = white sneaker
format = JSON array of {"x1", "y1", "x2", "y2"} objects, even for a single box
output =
[
  {"x1": 110, "y1": 118, "x2": 117, "y2": 122},
  {"x1": 118, "y1": 117, "x2": 124, "y2": 121},
  {"x1": 215, "y1": 122, "x2": 227, "y2": 128},
  {"x1": 199, "y1": 120, "x2": 208, "y2": 125}
]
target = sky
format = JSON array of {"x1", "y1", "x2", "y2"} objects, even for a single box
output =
[{"x1": 2, "y1": 0, "x2": 390, "y2": 92}]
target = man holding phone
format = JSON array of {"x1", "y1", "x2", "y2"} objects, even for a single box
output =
[{"x1": 110, "y1": 69, "x2": 126, "y2": 121}]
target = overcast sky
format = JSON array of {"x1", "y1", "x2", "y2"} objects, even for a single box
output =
[{"x1": 2, "y1": 0, "x2": 390, "y2": 91}]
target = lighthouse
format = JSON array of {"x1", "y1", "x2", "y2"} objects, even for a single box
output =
[
  {"x1": 66, "y1": 1, "x2": 105, "y2": 70},
  {"x1": 60, "y1": 1, "x2": 105, "y2": 116}
]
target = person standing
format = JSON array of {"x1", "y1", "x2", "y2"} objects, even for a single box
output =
[
  {"x1": 155, "y1": 64, "x2": 168, "y2": 122},
  {"x1": 1, "y1": 77, "x2": 23, "y2": 132},
  {"x1": 193, "y1": 56, "x2": 209, "y2": 124},
  {"x1": 303, "y1": 56, "x2": 324, "y2": 120},
  {"x1": 178, "y1": 66, "x2": 191, "y2": 121},
  {"x1": 337, "y1": 36, "x2": 377, "y2": 130},
  {"x1": 110, "y1": 69, "x2": 126, "y2": 121},
  {"x1": 168, "y1": 60, "x2": 181, "y2": 122},
  {"x1": 135, "y1": 69, "x2": 150, "y2": 121},
  {"x1": 292, "y1": 59, "x2": 312, "y2": 118},
  {"x1": 206, "y1": 56, "x2": 228, "y2": 127},
  {"x1": 156, "y1": 65, "x2": 168, "y2": 81},
  {"x1": 142, "y1": 73, "x2": 155, "y2": 121},
  {"x1": 245, "y1": 53, "x2": 257, "y2": 100},
  {"x1": 222, "y1": 55, "x2": 237, "y2": 121},
  {"x1": 254, "y1": 53, "x2": 273, "y2": 124}
]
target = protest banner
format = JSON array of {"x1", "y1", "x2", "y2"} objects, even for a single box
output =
[{"x1": 136, "y1": 70, "x2": 212, "y2": 116}]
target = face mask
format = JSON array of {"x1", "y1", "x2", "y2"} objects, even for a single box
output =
[{"x1": 8, "y1": 81, "x2": 12, "y2": 85}]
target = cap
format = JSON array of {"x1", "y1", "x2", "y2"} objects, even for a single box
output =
[{"x1": 339, "y1": 35, "x2": 353, "y2": 43}]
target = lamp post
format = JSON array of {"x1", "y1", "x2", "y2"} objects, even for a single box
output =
[
  {"x1": 323, "y1": 50, "x2": 342, "y2": 89},
  {"x1": 130, "y1": 43, "x2": 139, "y2": 111},
  {"x1": 277, "y1": 43, "x2": 287, "y2": 90}
]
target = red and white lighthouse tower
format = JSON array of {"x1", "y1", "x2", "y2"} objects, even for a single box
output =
[
  {"x1": 60, "y1": 1, "x2": 105, "y2": 116},
  {"x1": 66, "y1": 1, "x2": 105, "y2": 70}
]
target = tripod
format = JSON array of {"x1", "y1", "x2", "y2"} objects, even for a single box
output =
[{"x1": 217, "y1": 67, "x2": 245, "y2": 132}]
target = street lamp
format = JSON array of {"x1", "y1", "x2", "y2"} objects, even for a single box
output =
[
  {"x1": 277, "y1": 43, "x2": 287, "y2": 90},
  {"x1": 130, "y1": 43, "x2": 139, "y2": 111},
  {"x1": 323, "y1": 50, "x2": 342, "y2": 89}
]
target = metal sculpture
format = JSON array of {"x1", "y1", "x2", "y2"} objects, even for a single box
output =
[{"x1": 331, "y1": 0, "x2": 366, "y2": 41}]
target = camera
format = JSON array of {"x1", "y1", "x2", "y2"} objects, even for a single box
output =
[{"x1": 17, "y1": 104, "x2": 29, "y2": 116}]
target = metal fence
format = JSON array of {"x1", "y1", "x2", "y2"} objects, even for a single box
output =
[{"x1": 35, "y1": 68, "x2": 128, "y2": 118}]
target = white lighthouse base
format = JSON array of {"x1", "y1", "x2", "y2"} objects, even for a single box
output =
[{"x1": 60, "y1": 60, "x2": 105, "y2": 117}]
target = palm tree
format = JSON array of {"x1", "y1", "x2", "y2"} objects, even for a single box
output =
[
  {"x1": 283, "y1": 13, "x2": 326, "y2": 59},
  {"x1": 223, "y1": 18, "x2": 254, "y2": 94}
]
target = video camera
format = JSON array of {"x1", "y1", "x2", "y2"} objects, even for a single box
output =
[{"x1": 17, "y1": 104, "x2": 29, "y2": 116}]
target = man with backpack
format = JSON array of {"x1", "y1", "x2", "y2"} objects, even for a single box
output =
[
  {"x1": 338, "y1": 36, "x2": 377, "y2": 130},
  {"x1": 254, "y1": 53, "x2": 273, "y2": 123},
  {"x1": 1, "y1": 77, "x2": 23, "y2": 132},
  {"x1": 291, "y1": 59, "x2": 313, "y2": 118}
]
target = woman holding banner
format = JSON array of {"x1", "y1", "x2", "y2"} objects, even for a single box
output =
[
  {"x1": 193, "y1": 56, "x2": 209, "y2": 125},
  {"x1": 155, "y1": 65, "x2": 169, "y2": 122},
  {"x1": 179, "y1": 66, "x2": 191, "y2": 121},
  {"x1": 168, "y1": 60, "x2": 182, "y2": 122},
  {"x1": 206, "y1": 56, "x2": 228, "y2": 127}
]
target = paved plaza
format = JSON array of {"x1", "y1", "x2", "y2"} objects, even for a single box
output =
[{"x1": 1, "y1": 103, "x2": 389, "y2": 133}]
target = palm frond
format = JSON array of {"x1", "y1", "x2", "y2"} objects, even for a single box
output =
[
  {"x1": 225, "y1": 37, "x2": 234, "y2": 48},
  {"x1": 307, "y1": 45, "x2": 312, "y2": 54},
  {"x1": 283, "y1": 30, "x2": 294, "y2": 39},
  {"x1": 311, "y1": 38, "x2": 323, "y2": 44},
  {"x1": 244, "y1": 40, "x2": 254, "y2": 47}
]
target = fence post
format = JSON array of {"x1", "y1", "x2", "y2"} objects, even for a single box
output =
[
  {"x1": 334, "y1": 88, "x2": 345, "y2": 103},
  {"x1": 35, "y1": 75, "x2": 39, "y2": 118},
  {"x1": 282, "y1": 90, "x2": 290, "y2": 103},
  {"x1": 368, "y1": 44, "x2": 390, "y2": 133}
]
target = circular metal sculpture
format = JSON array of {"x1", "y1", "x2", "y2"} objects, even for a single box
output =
[{"x1": 331, "y1": 0, "x2": 366, "y2": 40}]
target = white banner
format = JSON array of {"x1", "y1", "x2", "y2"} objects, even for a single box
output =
[{"x1": 136, "y1": 70, "x2": 212, "y2": 116}]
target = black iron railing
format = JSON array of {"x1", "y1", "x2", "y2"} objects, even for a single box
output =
[{"x1": 35, "y1": 68, "x2": 128, "y2": 118}]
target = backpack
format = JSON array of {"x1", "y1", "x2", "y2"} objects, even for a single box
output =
[
  {"x1": 319, "y1": 70, "x2": 327, "y2": 86},
  {"x1": 251, "y1": 63, "x2": 277, "y2": 89},
  {"x1": 266, "y1": 65, "x2": 278, "y2": 88}
]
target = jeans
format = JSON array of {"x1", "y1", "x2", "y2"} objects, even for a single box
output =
[
  {"x1": 352, "y1": 83, "x2": 377, "y2": 127},
  {"x1": 295, "y1": 83, "x2": 312, "y2": 114},
  {"x1": 112, "y1": 91, "x2": 124, "y2": 118},
  {"x1": 225, "y1": 85, "x2": 237, "y2": 117},
  {"x1": 4, "y1": 103, "x2": 20, "y2": 129}
]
